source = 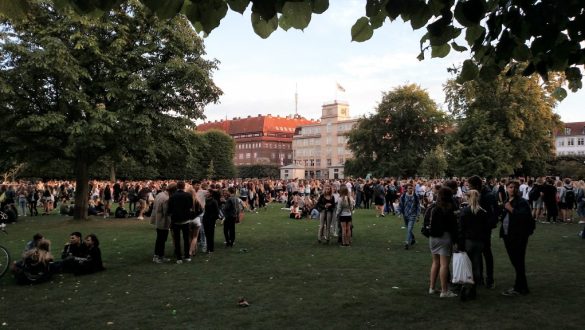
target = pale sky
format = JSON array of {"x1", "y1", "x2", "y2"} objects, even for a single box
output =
[{"x1": 200, "y1": 0, "x2": 584, "y2": 124}]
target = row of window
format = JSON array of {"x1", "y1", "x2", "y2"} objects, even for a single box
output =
[
  {"x1": 301, "y1": 123, "x2": 353, "y2": 135},
  {"x1": 237, "y1": 142, "x2": 290, "y2": 149},
  {"x1": 237, "y1": 153, "x2": 293, "y2": 160},
  {"x1": 233, "y1": 132, "x2": 292, "y2": 139},
  {"x1": 294, "y1": 136, "x2": 348, "y2": 147},
  {"x1": 563, "y1": 127, "x2": 585, "y2": 136},
  {"x1": 557, "y1": 137, "x2": 585, "y2": 147},
  {"x1": 558, "y1": 151, "x2": 585, "y2": 155}
]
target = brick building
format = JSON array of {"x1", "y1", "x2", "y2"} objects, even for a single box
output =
[{"x1": 197, "y1": 114, "x2": 318, "y2": 166}]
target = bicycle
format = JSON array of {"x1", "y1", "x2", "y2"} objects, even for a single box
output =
[{"x1": 0, "y1": 220, "x2": 10, "y2": 278}]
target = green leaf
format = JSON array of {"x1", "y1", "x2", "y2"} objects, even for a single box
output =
[
  {"x1": 479, "y1": 63, "x2": 500, "y2": 81},
  {"x1": 279, "y1": 15, "x2": 292, "y2": 31},
  {"x1": 416, "y1": 51, "x2": 425, "y2": 61},
  {"x1": 431, "y1": 43, "x2": 450, "y2": 58},
  {"x1": 311, "y1": 0, "x2": 329, "y2": 14},
  {"x1": 0, "y1": 0, "x2": 28, "y2": 19},
  {"x1": 281, "y1": 1, "x2": 312, "y2": 30},
  {"x1": 458, "y1": 60, "x2": 479, "y2": 83},
  {"x1": 465, "y1": 24, "x2": 485, "y2": 46},
  {"x1": 141, "y1": 0, "x2": 185, "y2": 20},
  {"x1": 512, "y1": 43, "x2": 530, "y2": 61},
  {"x1": 454, "y1": 0, "x2": 485, "y2": 27},
  {"x1": 197, "y1": 0, "x2": 229, "y2": 34},
  {"x1": 251, "y1": 12, "x2": 278, "y2": 39},
  {"x1": 552, "y1": 87, "x2": 567, "y2": 101},
  {"x1": 369, "y1": 6, "x2": 387, "y2": 29},
  {"x1": 385, "y1": 0, "x2": 406, "y2": 20},
  {"x1": 451, "y1": 41, "x2": 468, "y2": 52},
  {"x1": 227, "y1": 0, "x2": 250, "y2": 14},
  {"x1": 351, "y1": 17, "x2": 374, "y2": 42},
  {"x1": 410, "y1": 4, "x2": 432, "y2": 30}
]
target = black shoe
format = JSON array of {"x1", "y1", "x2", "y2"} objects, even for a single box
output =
[
  {"x1": 404, "y1": 244, "x2": 409, "y2": 250},
  {"x1": 411, "y1": 239, "x2": 416, "y2": 246}
]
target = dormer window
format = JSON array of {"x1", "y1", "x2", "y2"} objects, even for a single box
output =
[{"x1": 565, "y1": 127, "x2": 572, "y2": 135}]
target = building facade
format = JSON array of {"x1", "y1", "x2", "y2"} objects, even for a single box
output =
[
  {"x1": 197, "y1": 114, "x2": 317, "y2": 166},
  {"x1": 282, "y1": 101, "x2": 359, "y2": 180},
  {"x1": 556, "y1": 121, "x2": 585, "y2": 156}
]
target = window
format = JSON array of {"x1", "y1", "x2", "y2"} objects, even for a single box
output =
[
  {"x1": 565, "y1": 127, "x2": 572, "y2": 135},
  {"x1": 288, "y1": 153, "x2": 292, "y2": 159},
  {"x1": 568, "y1": 138, "x2": 575, "y2": 146},
  {"x1": 558, "y1": 139, "x2": 565, "y2": 147},
  {"x1": 326, "y1": 123, "x2": 332, "y2": 133},
  {"x1": 253, "y1": 152, "x2": 257, "y2": 158},
  {"x1": 339, "y1": 157, "x2": 344, "y2": 164},
  {"x1": 316, "y1": 159, "x2": 321, "y2": 167},
  {"x1": 327, "y1": 159, "x2": 332, "y2": 166},
  {"x1": 578, "y1": 138, "x2": 584, "y2": 146},
  {"x1": 246, "y1": 153, "x2": 251, "y2": 159},
  {"x1": 239, "y1": 153, "x2": 244, "y2": 160},
  {"x1": 310, "y1": 159, "x2": 315, "y2": 166},
  {"x1": 271, "y1": 153, "x2": 276, "y2": 159}
]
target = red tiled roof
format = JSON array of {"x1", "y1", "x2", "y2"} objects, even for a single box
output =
[
  {"x1": 556, "y1": 121, "x2": 585, "y2": 137},
  {"x1": 197, "y1": 115, "x2": 316, "y2": 135}
]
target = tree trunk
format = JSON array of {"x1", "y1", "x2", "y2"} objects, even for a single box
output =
[
  {"x1": 110, "y1": 163, "x2": 116, "y2": 182},
  {"x1": 73, "y1": 158, "x2": 89, "y2": 220}
]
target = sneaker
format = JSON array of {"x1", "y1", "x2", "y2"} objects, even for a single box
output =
[
  {"x1": 176, "y1": 260, "x2": 183, "y2": 264},
  {"x1": 401, "y1": 226, "x2": 406, "y2": 229},
  {"x1": 428, "y1": 288, "x2": 438, "y2": 295},
  {"x1": 380, "y1": 213, "x2": 385, "y2": 217},
  {"x1": 185, "y1": 258, "x2": 192, "y2": 262},
  {"x1": 440, "y1": 291, "x2": 457, "y2": 298},
  {"x1": 404, "y1": 244, "x2": 409, "y2": 250},
  {"x1": 153, "y1": 257, "x2": 163, "y2": 264},
  {"x1": 486, "y1": 282, "x2": 496, "y2": 289},
  {"x1": 137, "y1": 216, "x2": 144, "y2": 220},
  {"x1": 579, "y1": 220, "x2": 585, "y2": 224},
  {"x1": 501, "y1": 288, "x2": 521, "y2": 296}
]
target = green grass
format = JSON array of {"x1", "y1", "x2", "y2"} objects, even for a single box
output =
[{"x1": 1, "y1": 203, "x2": 584, "y2": 329}]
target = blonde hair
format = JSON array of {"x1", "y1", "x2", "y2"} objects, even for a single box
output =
[{"x1": 467, "y1": 190, "x2": 484, "y2": 214}]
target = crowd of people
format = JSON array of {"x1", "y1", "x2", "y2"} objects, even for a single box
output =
[{"x1": 3, "y1": 175, "x2": 584, "y2": 297}]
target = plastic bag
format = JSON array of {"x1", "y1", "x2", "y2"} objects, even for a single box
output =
[{"x1": 452, "y1": 252, "x2": 474, "y2": 284}]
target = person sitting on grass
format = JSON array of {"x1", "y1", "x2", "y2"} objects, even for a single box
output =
[
  {"x1": 115, "y1": 200, "x2": 129, "y2": 219},
  {"x1": 61, "y1": 231, "x2": 88, "y2": 272},
  {"x1": 290, "y1": 201, "x2": 302, "y2": 219},
  {"x1": 11, "y1": 238, "x2": 56, "y2": 285},
  {"x1": 24, "y1": 233, "x2": 44, "y2": 252},
  {"x1": 73, "y1": 234, "x2": 105, "y2": 275}
]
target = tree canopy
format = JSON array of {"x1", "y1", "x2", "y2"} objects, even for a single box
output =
[
  {"x1": 2, "y1": 0, "x2": 582, "y2": 95},
  {"x1": 345, "y1": 84, "x2": 449, "y2": 178},
  {"x1": 444, "y1": 71, "x2": 561, "y2": 177},
  {"x1": 0, "y1": 0, "x2": 222, "y2": 218}
]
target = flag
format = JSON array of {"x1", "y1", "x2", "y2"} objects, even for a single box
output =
[{"x1": 336, "y1": 82, "x2": 346, "y2": 92}]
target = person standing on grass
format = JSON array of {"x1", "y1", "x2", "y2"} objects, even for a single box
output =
[
  {"x1": 150, "y1": 183, "x2": 175, "y2": 264},
  {"x1": 373, "y1": 179, "x2": 386, "y2": 217},
  {"x1": 458, "y1": 190, "x2": 491, "y2": 300},
  {"x1": 399, "y1": 183, "x2": 420, "y2": 250},
  {"x1": 222, "y1": 187, "x2": 240, "y2": 247},
  {"x1": 336, "y1": 185, "x2": 354, "y2": 247},
  {"x1": 542, "y1": 178, "x2": 558, "y2": 223},
  {"x1": 467, "y1": 175, "x2": 498, "y2": 289},
  {"x1": 167, "y1": 181, "x2": 194, "y2": 264},
  {"x1": 203, "y1": 190, "x2": 221, "y2": 254},
  {"x1": 316, "y1": 185, "x2": 336, "y2": 244},
  {"x1": 559, "y1": 178, "x2": 575, "y2": 223},
  {"x1": 428, "y1": 187, "x2": 458, "y2": 298},
  {"x1": 500, "y1": 181, "x2": 534, "y2": 296}
]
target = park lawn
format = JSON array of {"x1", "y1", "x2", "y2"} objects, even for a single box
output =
[{"x1": 1, "y1": 203, "x2": 584, "y2": 329}]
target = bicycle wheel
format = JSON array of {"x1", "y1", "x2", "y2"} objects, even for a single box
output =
[{"x1": 0, "y1": 245, "x2": 9, "y2": 278}]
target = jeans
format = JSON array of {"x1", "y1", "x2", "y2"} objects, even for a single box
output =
[
  {"x1": 504, "y1": 234, "x2": 530, "y2": 293},
  {"x1": 405, "y1": 216, "x2": 416, "y2": 244},
  {"x1": 171, "y1": 223, "x2": 190, "y2": 260},
  {"x1": 198, "y1": 223, "x2": 207, "y2": 251},
  {"x1": 465, "y1": 239, "x2": 484, "y2": 293},
  {"x1": 481, "y1": 231, "x2": 494, "y2": 286},
  {"x1": 203, "y1": 218, "x2": 216, "y2": 252},
  {"x1": 19, "y1": 199, "x2": 27, "y2": 216},
  {"x1": 154, "y1": 229, "x2": 169, "y2": 258},
  {"x1": 223, "y1": 217, "x2": 236, "y2": 246},
  {"x1": 318, "y1": 211, "x2": 333, "y2": 240}
]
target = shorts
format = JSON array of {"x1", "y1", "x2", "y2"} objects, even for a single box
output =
[
  {"x1": 374, "y1": 196, "x2": 385, "y2": 206},
  {"x1": 532, "y1": 198, "x2": 543, "y2": 209},
  {"x1": 339, "y1": 215, "x2": 352, "y2": 223}
]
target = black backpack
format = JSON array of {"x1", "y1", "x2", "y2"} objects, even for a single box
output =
[{"x1": 564, "y1": 187, "x2": 575, "y2": 207}]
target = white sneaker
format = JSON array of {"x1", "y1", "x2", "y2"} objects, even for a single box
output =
[
  {"x1": 428, "y1": 288, "x2": 438, "y2": 294},
  {"x1": 137, "y1": 216, "x2": 144, "y2": 220},
  {"x1": 176, "y1": 260, "x2": 183, "y2": 264},
  {"x1": 153, "y1": 257, "x2": 163, "y2": 264},
  {"x1": 185, "y1": 258, "x2": 192, "y2": 262},
  {"x1": 440, "y1": 291, "x2": 457, "y2": 298}
]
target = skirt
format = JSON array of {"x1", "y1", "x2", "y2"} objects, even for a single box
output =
[{"x1": 429, "y1": 232, "x2": 452, "y2": 256}]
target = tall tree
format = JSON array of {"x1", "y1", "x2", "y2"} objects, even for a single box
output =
[
  {"x1": 0, "y1": 1, "x2": 222, "y2": 219},
  {"x1": 444, "y1": 72, "x2": 561, "y2": 177},
  {"x1": 345, "y1": 84, "x2": 449, "y2": 178},
  {"x1": 4, "y1": 1, "x2": 582, "y2": 94}
]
